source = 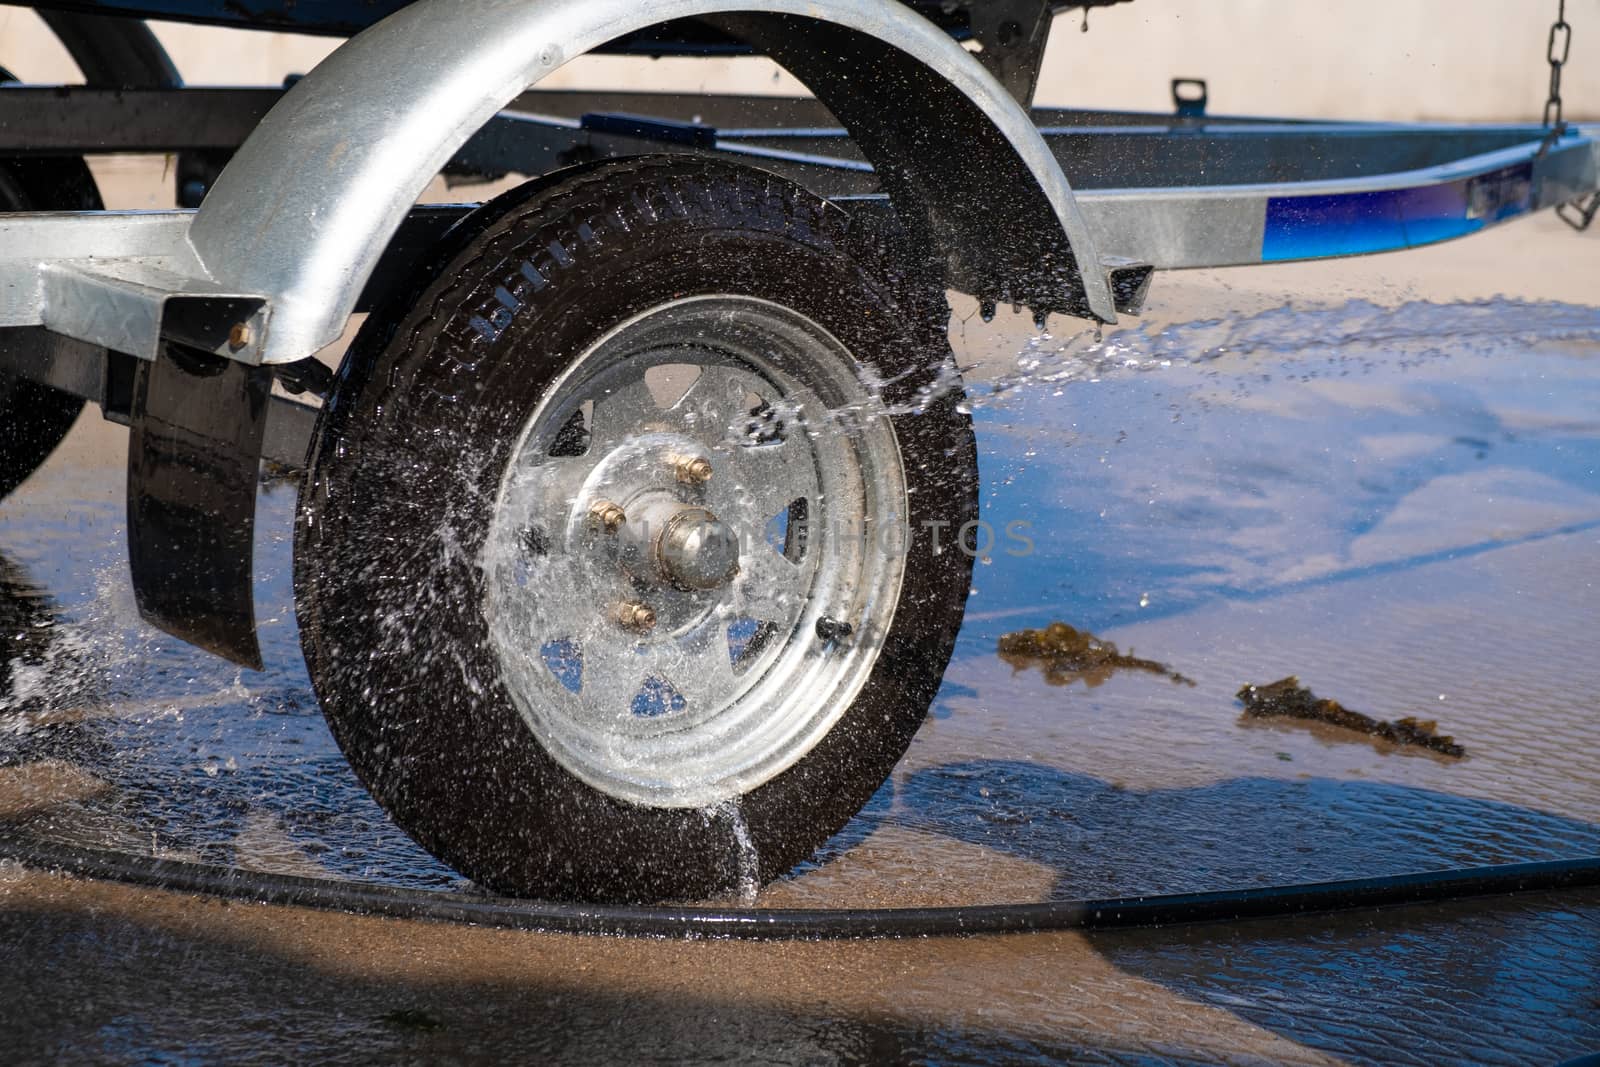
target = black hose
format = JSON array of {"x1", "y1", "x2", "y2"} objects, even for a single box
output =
[{"x1": 3, "y1": 833, "x2": 1598, "y2": 940}]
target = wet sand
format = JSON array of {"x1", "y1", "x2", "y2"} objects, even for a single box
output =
[
  {"x1": 8, "y1": 864, "x2": 1592, "y2": 1065},
  {"x1": 0, "y1": 165, "x2": 1597, "y2": 1062}
]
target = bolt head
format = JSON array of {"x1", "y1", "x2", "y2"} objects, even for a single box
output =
[
  {"x1": 227, "y1": 323, "x2": 252, "y2": 350},
  {"x1": 589, "y1": 501, "x2": 627, "y2": 534},
  {"x1": 616, "y1": 601, "x2": 657, "y2": 632},
  {"x1": 673, "y1": 455, "x2": 714, "y2": 485}
]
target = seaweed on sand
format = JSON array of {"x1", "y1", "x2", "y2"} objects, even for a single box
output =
[
  {"x1": 1237, "y1": 676, "x2": 1466, "y2": 758},
  {"x1": 998, "y1": 622, "x2": 1195, "y2": 688}
]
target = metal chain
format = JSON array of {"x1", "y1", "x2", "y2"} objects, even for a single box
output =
[
  {"x1": 1544, "y1": 0, "x2": 1572, "y2": 133},
  {"x1": 1540, "y1": 0, "x2": 1600, "y2": 229}
]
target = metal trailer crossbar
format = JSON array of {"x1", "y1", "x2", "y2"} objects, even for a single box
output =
[{"x1": 0, "y1": 0, "x2": 1594, "y2": 903}]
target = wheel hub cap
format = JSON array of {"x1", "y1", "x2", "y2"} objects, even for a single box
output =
[{"x1": 654, "y1": 507, "x2": 741, "y2": 590}]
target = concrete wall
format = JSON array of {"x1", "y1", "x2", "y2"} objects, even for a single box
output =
[{"x1": 1, "y1": 1, "x2": 1596, "y2": 122}]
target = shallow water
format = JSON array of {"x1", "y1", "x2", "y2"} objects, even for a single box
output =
[
  {"x1": 2, "y1": 298, "x2": 1599, "y2": 904},
  {"x1": 1, "y1": 297, "x2": 1598, "y2": 1064}
]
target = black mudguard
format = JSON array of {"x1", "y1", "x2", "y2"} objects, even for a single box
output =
[{"x1": 127, "y1": 344, "x2": 270, "y2": 670}]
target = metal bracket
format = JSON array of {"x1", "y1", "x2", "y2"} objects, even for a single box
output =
[
  {"x1": 1172, "y1": 78, "x2": 1208, "y2": 118},
  {"x1": 968, "y1": 0, "x2": 1056, "y2": 107},
  {"x1": 1557, "y1": 190, "x2": 1600, "y2": 231},
  {"x1": 176, "y1": 149, "x2": 232, "y2": 208},
  {"x1": 127, "y1": 344, "x2": 271, "y2": 670}
]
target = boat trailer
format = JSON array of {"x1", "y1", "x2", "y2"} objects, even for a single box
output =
[{"x1": 0, "y1": 0, "x2": 1594, "y2": 903}]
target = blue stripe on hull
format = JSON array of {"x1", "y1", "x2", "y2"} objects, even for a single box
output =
[{"x1": 1262, "y1": 162, "x2": 1534, "y2": 261}]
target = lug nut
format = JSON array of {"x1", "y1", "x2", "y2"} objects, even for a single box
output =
[
  {"x1": 816, "y1": 616, "x2": 854, "y2": 644},
  {"x1": 616, "y1": 601, "x2": 657, "y2": 632},
  {"x1": 672, "y1": 455, "x2": 714, "y2": 485},
  {"x1": 589, "y1": 500, "x2": 627, "y2": 533}
]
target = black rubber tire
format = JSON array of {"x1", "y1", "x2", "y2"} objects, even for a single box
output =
[
  {"x1": 0, "y1": 135, "x2": 102, "y2": 503},
  {"x1": 295, "y1": 156, "x2": 977, "y2": 903}
]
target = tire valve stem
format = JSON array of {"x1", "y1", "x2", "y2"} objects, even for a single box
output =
[
  {"x1": 616, "y1": 601, "x2": 658, "y2": 633},
  {"x1": 672, "y1": 455, "x2": 714, "y2": 485},
  {"x1": 589, "y1": 500, "x2": 627, "y2": 533},
  {"x1": 816, "y1": 616, "x2": 854, "y2": 645}
]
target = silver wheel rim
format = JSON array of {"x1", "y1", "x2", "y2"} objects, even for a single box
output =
[{"x1": 482, "y1": 296, "x2": 907, "y2": 808}]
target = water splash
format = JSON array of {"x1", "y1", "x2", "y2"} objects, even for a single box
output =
[
  {"x1": 949, "y1": 298, "x2": 1600, "y2": 413},
  {"x1": 716, "y1": 798, "x2": 761, "y2": 904}
]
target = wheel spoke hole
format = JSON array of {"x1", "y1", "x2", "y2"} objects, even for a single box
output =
[
  {"x1": 727, "y1": 617, "x2": 778, "y2": 672},
  {"x1": 763, "y1": 497, "x2": 810, "y2": 562},
  {"x1": 547, "y1": 402, "x2": 592, "y2": 457},
  {"x1": 631, "y1": 676, "x2": 687, "y2": 718},
  {"x1": 539, "y1": 639, "x2": 583, "y2": 693},
  {"x1": 645, "y1": 363, "x2": 700, "y2": 409}
]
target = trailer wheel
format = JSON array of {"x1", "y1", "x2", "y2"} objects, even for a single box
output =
[
  {"x1": 0, "y1": 78, "x2": 102, "y2": 502},
  {"x1": 295, "y1": 157, "x2": 977, "y2": 902}
]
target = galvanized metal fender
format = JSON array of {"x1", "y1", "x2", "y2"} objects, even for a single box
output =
[{"x1": 190, "y1": 0, "x2": 1117, "y2": 367}]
